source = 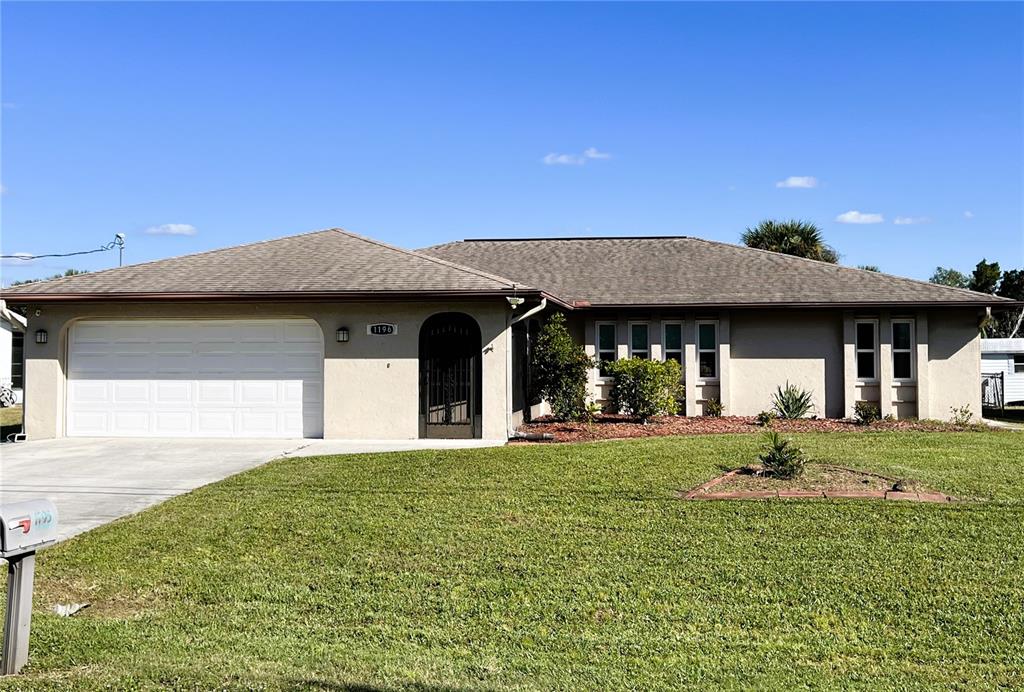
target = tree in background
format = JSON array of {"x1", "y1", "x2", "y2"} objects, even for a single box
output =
[
  {"x1": 741, "y1": 220, "x2": 838, "y2": 263},
  {"x1": 10, "y1": 268, "x2": 88, "y2": 286},
  {"x1": 929, "y1": 267, "x2": 969, "y2": 288},
  {"x1": 857, "y1": 265, "x2": 881, "y2": 272},
  {"x1": 531, "y1": 312, "x2": 594, "y2": 420},
  {"x1": 995, "y1": 269, "x2": 1024, "y2": 338},
  {"x1": 969, "y1": 259, "x2": 1002, "y2": 294}
]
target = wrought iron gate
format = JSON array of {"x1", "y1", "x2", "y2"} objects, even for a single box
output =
[
  {"x1": 420, "y1": 313, "x2": 481, "y2": 438},
  {"x1": 982, "y1": 372, "x2": 1004, "y2": 412}
]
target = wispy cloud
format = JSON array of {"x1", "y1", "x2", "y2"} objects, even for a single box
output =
[
  {"x1": 542, "y1": 147, "x2": 612, "y2": 166},
  {"x1": 836, "y1": 210, "x2": 884, "y2": 224},
  {"x1": 964, "y1": 210, "x2": 975, "y2": 219},
  {"x1": 144, "y1": 223, "x2": 197, "y2": 236},
  {"x1": 775, "y1": 176, "x2": 818, "y2": 189},
  {"x1": 0, "y1": 184, "x2": 6, "y2": 196},
  {"x1": 893, "y1": 216, "x2": 930, "y2": 225},
  {"x1": 1, "y1": 252, "x2": 37, "y2": 267}
]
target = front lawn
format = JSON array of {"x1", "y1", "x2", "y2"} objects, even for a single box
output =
[{"x1": 8, "y1": 433, "x2": 1024, "y2": 689}]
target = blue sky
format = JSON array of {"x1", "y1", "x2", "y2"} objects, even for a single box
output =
[{"x1": 1, "y1": 2, "x2": 1021, "y2": 286}]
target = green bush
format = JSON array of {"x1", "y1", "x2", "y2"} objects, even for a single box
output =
[
  {"x1": 950, "y1": 405, "x2": 974, "y2": 426},
  {"x1": 531, "y1": 313, "x2": 594, "y2": 420},
  {"x1": 854, "y1": 401, "x2": 881, "y2": 425},
  {"x1": 755, "y1": 410, "x2": 776, "y2": 427},
  {"x1": 771, "y1": 382, "x2": 814, "y2": 419},
  {"x1": 604, "y1": 357, "x2": 683, "y2": 422},
  {"x1": 704, "y1": 398, "x2": 723, "y2": 417},
  {"x1": 758, "y1": 430, "x2": 807, "y2": 479}
]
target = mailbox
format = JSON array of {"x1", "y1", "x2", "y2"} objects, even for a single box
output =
[{"x1": 0, "y1": 501, "x2": 58, "y2": 559}]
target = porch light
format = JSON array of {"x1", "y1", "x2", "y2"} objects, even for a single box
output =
[
  {"x1": 336, "y1": 327, "x2": 349, "y2": 343},
  {"x1": 34, "y1": 329, "x2": 48, "y2": 344}
]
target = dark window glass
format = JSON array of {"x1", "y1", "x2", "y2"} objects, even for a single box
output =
[
  {"x1": 856, "y1": 322, "x2": 875, "y2": 350},
  {"x1": 664, "y1": 324, "x2": 682, "y2": 351},
  {"x1": 598, "y1": 324, "x2": 616, "y2": 352},
  {"x1": 631, "y1": 324, "x2": 649, "y2": 353},
  {"x1": 857, "y1": 351, "x2": 876, "y2": 380},
  {"x1": 1014, "y1": 355, "x2": 1024, "y2": 374},
  {"x1": 893, "y1": 322, "x2": 912, "y2": 350},
  {"x1": 666, "y1": 352, "x2": 682, "y2": 365},
  {"x1": 698, "y1": 323, "x2": 716, "y2": 351},
  {"x1": 699, "y1": 351, "x2": 716, "y2": 378},
  {"x1": 893, "y1": 352, "x2": 912, "y2": 380}
]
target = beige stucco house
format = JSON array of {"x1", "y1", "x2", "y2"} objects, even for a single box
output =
[{"x1": 2, "y1": 229, "x2": 1015, "y2": 441}]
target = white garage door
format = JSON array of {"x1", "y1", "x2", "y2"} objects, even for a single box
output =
[{"x1": 67, "y1": 319, "x2": 323, "y2": 438}]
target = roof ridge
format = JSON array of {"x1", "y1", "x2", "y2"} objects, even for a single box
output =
[
  {"x1": 687, "y1": 236, "x2": 1014, "y2": 302},
  {"x1": 336, "y1": 229, "x2": 530, "y2": 290},
  {"x1": 2, "y1": 227, "x2": 342, "y2": 291}
]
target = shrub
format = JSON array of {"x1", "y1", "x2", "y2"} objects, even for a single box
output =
[
  {"x1": 854, "y1": 401, "x2": 880, "y2": 425},
  {"x1": 758, "y1": 430, "x2": 807, "y2": 479},
  {"x1": 531, "y1": 313, "x2": 594, "y2": 420},
  {"x1": 755, "y1": 410, "x2": 776, "y2": 427},
  {"x1": 604, "y1": 357, "x2": 682, "y2": 422},
  {"x1": 704, "y1": 397, "x2": 723, "y2": 417},
  {"x1": 950, "y1": 405, "x2": 974, "y2": 426},
  {"x1": 771, "y1": 382, "x2": 814, "y2": 419}
]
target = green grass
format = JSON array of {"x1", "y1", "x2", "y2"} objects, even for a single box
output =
[
  {"x1": 0, "y1": 404, "x2": 22, "y2": 427},
  {"x1": 7, "y1": 432, "x2": 1024, "y2": 690}
]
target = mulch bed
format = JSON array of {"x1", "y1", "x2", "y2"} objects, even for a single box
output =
[
  {"x1": 683, "y1": 463, "x2": 956, "y2": 503},
  {"x1": 514, "y1": 414, "x2": 987, "y2": 443}
]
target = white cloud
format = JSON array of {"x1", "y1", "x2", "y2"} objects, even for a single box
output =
[
  {"x1": 144, "y1": 223, "x2": 197, "y2": 236},
  {"x1": 964, "y1": 210, "x2": 975, "y2": 219},
  {"x1": 0, "y1": 184, "x2": 6, "y2": 196},
  {"x1": 775, "y1": 176, "x2": 819, "y2": 189},
  {"x1": 1, "y1": 252, "x2": 37, "y2": 267},
  {"x1": 836, "y1": 210, "x2": 884, "y2": 224},
  {"x1": 893, "y1": 216, "x2": 930, "y2": 225},
  {"x1": 542, "y1": 147, "x2": 611, "y2": 165}
]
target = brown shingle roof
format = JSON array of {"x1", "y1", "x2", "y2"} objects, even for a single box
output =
[
  {"x1": 2, "y1": 229, "x2": 529, "y2": 299},
  {"x1": 421, "y1": 236, "x2": 1011, "y2": 307}
]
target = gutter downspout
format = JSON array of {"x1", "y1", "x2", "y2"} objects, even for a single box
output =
[{"x1": 507, "y1": 298, "x2": 549, "y2": 440}]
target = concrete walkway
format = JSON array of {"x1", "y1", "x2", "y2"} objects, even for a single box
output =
[{"x1": 0, "y1": 437, "x2": 505, "y2": 540}]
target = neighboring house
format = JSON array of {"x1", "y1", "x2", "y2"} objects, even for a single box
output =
[
  {"x1": 981, "y1": 338, "x2": 1024, "y2": 405},
  {"x1": 1, "y1": 229, "x2": 1017, "y2": 441},
  {"x1": 0, "y1": 299, "x2": 27, "y2": 404}
]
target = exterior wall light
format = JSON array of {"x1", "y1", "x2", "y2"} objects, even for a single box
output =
[
  {"x1": 35, "y1": 330, "x2": 48, "y2": 344},
  {"x1": 336, "y1": 327, "x2": 349, "y2": 343}
]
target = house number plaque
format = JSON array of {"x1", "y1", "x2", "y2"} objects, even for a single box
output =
[{"x1": 367, "y1": 323, "x2": 397, "y2": 335}]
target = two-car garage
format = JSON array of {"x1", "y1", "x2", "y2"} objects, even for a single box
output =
[{"x1": 65, "y1": 319, "x2": 324, "y2": 438}]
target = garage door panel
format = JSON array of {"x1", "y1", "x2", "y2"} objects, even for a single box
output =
[{"x1": 68, "y1": 319, "x2": 323, "y2": 438}]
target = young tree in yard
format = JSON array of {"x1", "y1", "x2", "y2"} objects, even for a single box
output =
[
  {"x1": 741, "y1": 220, "x2": 839, "y2": 263},
  {"x1": 929, "y1": 267, "x2": 969, "y2": 288},
  {"x1": 531, "y1": 312, "x2": 594, "y2": 420}
]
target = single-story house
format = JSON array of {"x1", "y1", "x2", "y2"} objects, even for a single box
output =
[
  {"x1": 2, "y1": 228, "x2": 1017, "y2": 441},
  {"x1": 0, "y1": 299, "x2": 27, "y2": 404},
  {"x1": 981, "y1": 338, "x2": 1024, "y2": 406}
]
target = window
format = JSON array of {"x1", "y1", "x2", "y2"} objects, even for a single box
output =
[
  {"x1": 1015, "y1": 355, "x2": 1024, "y2": 374},
  {"x1": 629, "y1": 322, "x2": 649, "y2": 359},
  {"x1": 596, "y1": 322, "x2": 617, "y2": 375},
  {"x1": 892, "y1": 319, "x2": 915, "y2": 381},
  {"x1": 696, "y1": 320, "x2": 718, "y2": 380},
  {"x1": 855, "y1": 320, "x2": 878, "y2": 381},
  {"x1": 662, "y1": 322, "x2": 682, "y2": 365}
]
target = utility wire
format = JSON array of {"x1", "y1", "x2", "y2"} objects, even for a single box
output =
[{"x1": 1, "y1": 234, "x2": 126, "y2": 264}]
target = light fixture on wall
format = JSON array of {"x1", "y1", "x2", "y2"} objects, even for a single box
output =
[
  {"x1": 336, "y1": 327, "x2": 349, "y2": 343},
  {"x1": 35, "y1": 329, "x2": 48, "y2": 344}
]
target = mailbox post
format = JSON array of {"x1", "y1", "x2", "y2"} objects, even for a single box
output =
[{"x1": 0, "y1": 500, "x2": 58, "y2": 676}]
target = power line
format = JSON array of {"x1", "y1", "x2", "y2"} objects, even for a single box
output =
[{"x1": 2, "y1": 234, "x2": 126, "y2": 265}]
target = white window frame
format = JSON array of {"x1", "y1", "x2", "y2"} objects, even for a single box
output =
[
  {"x1": 628, "y1": 321, "x2": 650, "y2": 359},
  {"x1": 696, "y1": 320, "x2": 719, "y2": 383},
  {"x1": 891, "y1": 318, "x2": 916, "y2": 382},
  {"x1": 595, "y1": 321, "x2": 617, "y2": 379},
  {"x1": 662, "y1": 321, "x2": 683, "y2": 365},
  {"x1": 855, "y1": 319, "x2": 879, "y2": 383},
  {"x1": 1014, "y1": 354, "x2": 1024, "y2": 374}
]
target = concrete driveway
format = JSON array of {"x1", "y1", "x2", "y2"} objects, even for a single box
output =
[{"x1": 0, "y1": 437, "x2": 504, "y2": 540}]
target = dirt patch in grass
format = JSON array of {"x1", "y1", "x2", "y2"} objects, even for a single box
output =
[
  {"x1": 684, "y1": 463, "x2": 955, "y2": 503},
  {"x1": 516, "y1": 414, "x2": 989, "y2": 443}
]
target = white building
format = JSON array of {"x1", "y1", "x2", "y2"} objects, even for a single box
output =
[
  {"x1": 0, "y1": 299, "x2": 27, "y2": 404},
  {"x1": 981, "y1": 338, "x2": 1024, "y2": 405}
]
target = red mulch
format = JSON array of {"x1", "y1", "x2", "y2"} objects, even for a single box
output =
[{"x1": 514, "y1": 414, "x2": 987, "y2": 443}]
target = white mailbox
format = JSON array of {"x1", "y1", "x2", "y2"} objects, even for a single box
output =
[
  {"x1": 1, "y1": 499, "x2": 58, "y2": 676},
  {"x1": 0, "y1": 501, "x2": 58, "y2": 559}
]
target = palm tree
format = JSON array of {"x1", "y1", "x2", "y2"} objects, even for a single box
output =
[{"x1": 741, "y1": 220, "x2": 838, "y2": 263}]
